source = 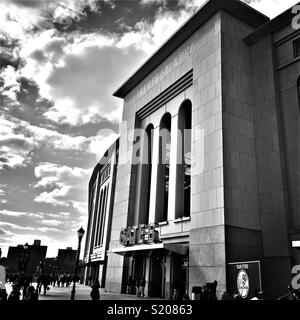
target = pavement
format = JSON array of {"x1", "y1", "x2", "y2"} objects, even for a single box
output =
[{"x1": 4, "y1": 282, "x2": 163, "y2": 300}]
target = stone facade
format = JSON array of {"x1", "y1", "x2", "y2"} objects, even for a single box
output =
[{"x1": 85, "y1": 0, "x2": 300, "y2": 299}]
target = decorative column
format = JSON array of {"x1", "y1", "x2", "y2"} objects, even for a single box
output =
[
  {"x1": 167, "y1": 114, "x2": 179, "y2": 221},
  {"x1": 148, "y1": 126, "x2": 160, "y2": 224}
]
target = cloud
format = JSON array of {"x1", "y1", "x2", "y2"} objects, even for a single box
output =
[
  {"x1": 0, "y1": 31, "x2": 22, "y2": 69},
  {"x1": 0, "y1": 114, "x2": 118, "y2": 170},
  {"x1": 36, "y1": 227, "x2": 62, "y2": 233},
  {"x1": 34, "y1": 162, "x2": 91, "y2": 188},
  {"x1": 33, "y1": 162, "x2": 91, "y2": 215},
  {"x1": 0, "y1": 210, "x2": 27, "y2": 217},
  {"x1": 242, "y1": 0, "x2": 298, "y2": 18},
  {"x1": 41, "y1": 219, "x2": 63, "y2": 226},
  {"x1": 34, "y1": 185, "x2": 71, "y2": 207},
  {"x1": 0, "y1": 221, "x2": 34, "y2": 231},
  {"x1": 44, "y1": 42, "x2": 145, "y2": 125},
  {"x1": 0, "y1": 66, "x2": 21, "y2": 100}
]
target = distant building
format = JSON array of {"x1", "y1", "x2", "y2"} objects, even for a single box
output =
[
  {"x1": 57, "y1": 247, "x2": 77, "y2": 274},
  {"x1": 6, "y1": 240, "x2": 47, "y2": 274},
  {"x1": 84, "y1": 138, "x2": 119, "y2": 287}
]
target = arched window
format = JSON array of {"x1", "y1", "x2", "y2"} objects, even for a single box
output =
[
  {"x1": 88, "y1": 180, "x2": 98, "y2": 251},
  {"x1": 156, "y1": 113, "x2": 171, "y2": 223},
  {"x1": 100, "y1": 185, "x2": 109, "y2": 246},
  {"x1": 176, "y1": 100, "x2": 192, "y2": 218},
  {"x1": 137, "y1": 124, "x2": 153, "y2": 224},
  {"x1": 97, "y1": 186, "x2": 107, "y2": 246},
  {"x1": 94, "y1": 189, "x2": 103, "y2": 248}
]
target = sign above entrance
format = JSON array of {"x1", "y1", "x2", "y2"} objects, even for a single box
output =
[{"x1": 119, "y1": 224, "x2": 161, "y2": 247}]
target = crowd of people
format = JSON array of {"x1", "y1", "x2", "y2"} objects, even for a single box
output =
[
  {"x1": 0, "y1": 271, "x2": 78, "y2": 301},
  {"x1": 1, "y1": 271, "x2": 299, "y2": 301}
]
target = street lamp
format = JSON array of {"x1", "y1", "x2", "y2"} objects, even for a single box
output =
[{"x1": 71, "y1": 227, "x2": 85, "y2": 300}]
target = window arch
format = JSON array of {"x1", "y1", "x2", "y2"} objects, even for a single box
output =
[
  {"x1": 88, "y1": 180, "x2": 98, "y2": 251},
  {"x1": 94, "y1": 188, "x2": 103, "y2": 248},
  {"x1": 136, "y1": 124, "x2": 154, "y2": 224},
  {"x1": 99, "y1": 184, "x2": 109, "y2": 246},
  {"x1": 155, "y1": 113, "x2": 172, "y2": 223},
  {"x1": 176, "y1": 100, "x2": 192, "y2": 218}
]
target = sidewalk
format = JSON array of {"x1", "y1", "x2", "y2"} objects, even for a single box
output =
[{"x1": 4, "y1": 283, "x2": 164, "y2": 300}]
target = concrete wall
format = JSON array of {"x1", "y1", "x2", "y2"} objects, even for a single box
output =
[
  {"x1": 188, "y1": 13, "x2": 226, "y2": 299},
  {"x1": 250, "y1": 32, "x2": 293, "y2": 299},
  {"x1": 220, "y1": 12, "x2": 264, "y2": 293},
  {"x1": 274, "y1": 25, "x2": 300, "y2": 256}
]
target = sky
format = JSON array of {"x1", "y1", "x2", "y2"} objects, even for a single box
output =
[{"x1": 0, "y1": 0, "x2": 298, "y2": 258}]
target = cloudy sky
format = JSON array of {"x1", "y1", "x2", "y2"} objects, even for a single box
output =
[{"x1": 0, "y1": 0, "x2": 298, "y2": 258}]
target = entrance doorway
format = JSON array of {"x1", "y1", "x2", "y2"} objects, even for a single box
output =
[
  {"x1": 149, "y1": 254, "x2": 166, "y2": 298},
  {"x1": 172, "y1": 255, "x2": 188, "y2": 300},
  {"x1": 133, "y1": 254, "x2": 145, "y2": 283}
]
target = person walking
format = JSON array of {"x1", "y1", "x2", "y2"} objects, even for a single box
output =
[
  {"x1": 135, "y1": 277, "x2": 141, "y2": 297},
  {"x1": 41, "y1": 274, "x2": 50, "y2": 295},
  {"x1": 23, "y1": 286, "x2": 38, "y2": 301},
  {"x1": 90, "y1": 280, "x2": 100, "y2": 301},
  {"x1": 8, "y1": 284, "x2": 21, "y2": 301},
  {"x1": 126, "y1": 276, "x2": 134, "y2": 294},
  {"x1": 139, "y1": 276, "x2": 146, "y2": 298}
]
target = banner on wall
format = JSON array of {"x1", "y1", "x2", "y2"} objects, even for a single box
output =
[{"x1": 228, "y1": 261, "x2": 262, "y2": 300}]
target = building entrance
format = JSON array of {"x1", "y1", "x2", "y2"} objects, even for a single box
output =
[
  {"x1": 172, "y1": 255, "x2": 188, "y2": 300},
  {"x1": 133, "y1": 254, "x2": 145, "y2": 284}
]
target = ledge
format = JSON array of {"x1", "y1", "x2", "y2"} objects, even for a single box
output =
[
  {"x1": 158, "y1": 221, "x2": 168, "y2": 226},
  {"x1": 174, "y1": 216, "x2": 191, "y2": 223}
]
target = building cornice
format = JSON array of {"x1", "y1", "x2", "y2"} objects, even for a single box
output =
[
  {"x1": 244, "y1": 5, "x2": 297, "y2": 45},
  {"x1": 113, "y1": 0, "x2": 269, "y2": 99}
]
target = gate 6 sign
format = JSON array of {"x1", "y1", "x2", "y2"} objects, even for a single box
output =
[
  {"x1": 237, "y1": 269, "x2": 250, "y2": 298},
  {"x1": 119, "y1": 223, "x2": 160, "y2": 246}
]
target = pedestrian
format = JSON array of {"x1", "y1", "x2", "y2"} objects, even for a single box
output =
[
  {"x1": 61, "y1": 274, "x2": 66, "y2": 287},
  {"x1": 126, "y1": 276, "x2": 134, "y2": 294},
  {"x1": 135, "y1": 277, "x2": 141, "y2": 297},
  {"x1": 90, "y1": 280, "x2": 100, "y2": 301},
  {"x1": 36, "y1": 274, "x2": 42, "y2": 294},
  {"x1": 41, "y1": 274, "x2": 50, "y2": 295},
  {"x1": 22, "y1": 274, "x2": 31, "y2": 299},
  {"x1": 139, "y1": 275, "x2": 146, "y2": 298},
  {"x1": 23, "y1": 286, "x2": 38, "y2": 301},
  {"x1": 67, "y1": 274, "x2": 72, "y2": 287},
  {"x1": 8, "y1": 284, "x2": 21, "y2": 301}
]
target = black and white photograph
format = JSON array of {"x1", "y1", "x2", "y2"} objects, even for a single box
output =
[{"x1": 0, "y1": 0, "x2": 299, "y2": 309}]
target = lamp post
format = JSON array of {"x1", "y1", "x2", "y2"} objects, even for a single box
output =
[{"x1": 71, "y1": 227, "x2": 85, "y2": 300}]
